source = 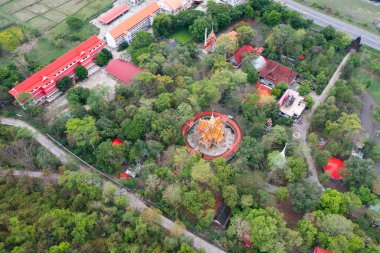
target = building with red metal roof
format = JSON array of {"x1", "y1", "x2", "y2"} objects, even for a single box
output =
[
  {"x1": 314, "y1": 247, "x2": 333, "y2": 253},
  {"x1": 105, "y1": 59, "x2": 144, "y2": 83},
  {"x1": 324, "y1": 158, "x2": 345, "y2": 180},
  {"x1": 9, "y1": 35, "x2": 105, "y2": 105},
  {"x1": 259, "y1": 60, "x2": 298, "y2": 88},
  {"x1": 112, "y1": 138, "x2": 123, "y2": 145},
  {"x1": 105, "y1": 2, "x2": 161, "y2": 48},
  {"x1": 98, "y1": 4, "x2": 130, "y2": 25},
  {"x1": 228, "y1": 45, "x2": 264, "y2": 68}
]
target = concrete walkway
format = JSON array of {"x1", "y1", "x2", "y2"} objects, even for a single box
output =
[
  {"x1": 0, "y1": 117, "x2": 225, "y2": 253},
  {"x1": 292, "y1": 50, "x2": 354, "y2": 190}
]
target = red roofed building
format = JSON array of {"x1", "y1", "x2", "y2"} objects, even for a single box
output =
[
  {"x1": 314, "y1": 246, "x2": 333, "y2": 253},
  {"x1": 98, "y1": 4, "x2": 129, "y2": 25},
  {"x1": 119, "y1": 172, "x2": 131, "y2": 180},
  {"x1": 324, "y1": 158, "x2": 345, "y2": 180},
  {"x1": 112, "y1": 138, "x2": 123, "y2": 145},
  {"x1": 259, "y1": 60, "x2": 298, "y2": 88},
  {"x1": 105, "y1": 59, "x2": 144, "y2": 83},
  {"x1": 9, "y1": 35, "x2": 105, "y2": 105},
  {"x1": 228, "y1": 45, "x2": 264, "y2": 68},
  {"x1": 105, "y1": 2, "x2": 162, "y2": 48}
]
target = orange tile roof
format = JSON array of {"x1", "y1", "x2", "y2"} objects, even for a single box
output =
[
  {"x1": 109, "y1": 2, "x2": 160, "y2": 39},
  {"x1": 98, "y1": 4, "x2": 129, "y2": 24},
  {"x1": 162, "y1": 0, "x2": 187, "y2": 11}
]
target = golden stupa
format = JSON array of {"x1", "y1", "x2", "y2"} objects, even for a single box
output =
[{"x1": 196, "y1": 114, "x2": 225, "y2": 149}]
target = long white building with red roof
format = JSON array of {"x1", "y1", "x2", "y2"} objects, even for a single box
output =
[
  {"x1": 105, "y1": 2, "x2": 162, "y2": 48},
  {"x1": 9, "y1": 35, "x2": 105, "y2": 105}
]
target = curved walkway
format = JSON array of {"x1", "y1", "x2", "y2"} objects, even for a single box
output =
[
  {"x1": 0, "y1": 117, "x2": 225, "y2": 253},
  {"x1": 292, "y1": 51, "x2": 354, "y2": 190}
]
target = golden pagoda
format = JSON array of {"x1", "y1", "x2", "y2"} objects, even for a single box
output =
[{"x1": 196, "y1": 114, "x2": 225, "y2": 149}]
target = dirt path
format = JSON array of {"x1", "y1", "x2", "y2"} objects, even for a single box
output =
[
  {"x1": 0, "y1": 117, "x2": 225, "y2": 253},
  {"x1": 292, "y1": 50, "x2": 355, "y2": 190}
]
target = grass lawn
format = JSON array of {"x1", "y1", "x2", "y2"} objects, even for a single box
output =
[
  {"x1": 294, "y1": 0, "x2": 380, "y2": 35},
  {"x1": 169, "y1": 29, "x2": 193, "y2": 44}
]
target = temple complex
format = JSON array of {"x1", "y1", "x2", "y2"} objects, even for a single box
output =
[
  {"x1": 182, "y1": 111, "x2": 242, "y2": 160},
  {"x1": 196, "y1": 114, "x2": 225, "y2": 149}
]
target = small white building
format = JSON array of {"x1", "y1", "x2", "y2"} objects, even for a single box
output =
[
  {"x1": 278, "y1": 89, "x2": 306, "y2": 120},
  {"x1": 127, "y1": 0, "x2": 144, "y2": 6},
  {"x1": 218, "y1": 0, "x2": 246, "y2": 6}
]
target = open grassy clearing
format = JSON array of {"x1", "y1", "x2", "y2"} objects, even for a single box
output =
[
  {"x1": 295, "y1": 0, "x2": 380, "y2": 35},
  {"x1": 169, "y1": 29, "x2": 193, "y2": 44}
]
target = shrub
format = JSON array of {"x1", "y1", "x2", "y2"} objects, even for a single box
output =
[
  {"x1": 56, "y1": 76, "x2": 73, "y2": 92},
  {"x1": 66, "y1": 17, "x2": 84, "y2": 30}
]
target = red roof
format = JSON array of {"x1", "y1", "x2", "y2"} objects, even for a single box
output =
[
  {"x1": 105, "y1": 59, "x2": 144, "y2": 83},
  {"x1": 228, "y1": 45, "x2": 264, "y2": 66},
  {"x1": 98, "y1": 4, "x2": 129, "y2": 24},
  {"x1": 9, "y1": 35, "x2": 104, "y2": 97},
  {"x1": 259, "y1": 60, "x2": 298, "y2": 85},
  {"x1": 109, "y1": 2, "x2": 160, "y2": 39},
  {"x1": 112, "y1": 138, "x2": 123, "y2": 145},
  {"x1": 119, "y1": 172, "x2": 131, "y2": 180},
  {"x1": 324, "y1": 158, "x2": 345, "y2": 180},
  {"x1": 314, "y1": 247, "x2": 333, "y2": 253}
]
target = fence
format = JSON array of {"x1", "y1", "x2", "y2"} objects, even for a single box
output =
[{"x1": 46, "y1": 134, "x2": 226, "y2": 252}]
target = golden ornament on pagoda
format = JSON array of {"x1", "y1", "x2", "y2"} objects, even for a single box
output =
[{"x1": 196, "y1": 114, "x2": 225, "y2": 149}]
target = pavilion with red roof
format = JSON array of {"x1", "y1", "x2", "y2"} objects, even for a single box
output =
[
  {"x1": 112, "y1": 138, "x2": 123, "y2": 146},
  {"x1": 228, "y1": 45, "x2": 264, "y2": 68},
  {"x1": 105, "y1": 59, "x2": 144, "y2": 83},
  {"x1": 98, "y1": 4, "x2": 129, "y2": 25},
  {"x1": 324, "y1": 157, "x2": 345, "y2": 180},
  {"x1": 314, "y1": 246, "x2": 333, "y2": 253}
]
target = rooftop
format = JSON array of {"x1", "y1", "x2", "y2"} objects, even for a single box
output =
[
  {"x1": 228, "y1": 45, "x2": 264, "y2": 66},
  {"x1": 278, "y1": 89, "x2": 306, "y2": 117},
  {"x1": 260, "y1": 60, "x2": 298, "y2": 84},
  {"x1": 9, "y1": 35, "x2": 104, "y2": 97},
  {"x1": 105, "y1": 59, "x2": 144, "y2": 83},
  {"x1": 108, "y1": 2, "x2": 160, "y2": 39},
  {"x1": 98, "y1": 4, "x2": 129, "y2": 24},
  {"x1": 324, "y1": 157, "x2": 345, "y2": 180},
  {"x1": 161, "y1": 0, "x2": 188, "y2": 11}
]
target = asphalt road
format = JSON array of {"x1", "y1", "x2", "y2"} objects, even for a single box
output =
[{"x1": 275, "y1": 0, "x2": 380, "y2": 51}]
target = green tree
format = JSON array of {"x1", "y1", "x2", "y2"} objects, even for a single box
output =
[
  {"x1": 222, "y1": 185, "x2": 239, "y2": 209},
  {"x1": 94, "y1": 48, "x2": 113, "y2": 67},
  {"x1": 286, "y1": 157, "x2": 307, "y2": 182},
  {"x1": 189, "y1": 18, "x2": 211, "y2": 42},
  {"x1": 153, "y1": 13, "x2": 174, "y2": 37},
  {"x1": 237, "y1": 136, "x2": 264, "y2": 169},
  {"x1": 263, "y1": 10, "x2": 282, "y2": 27},
  {"x1": 95, "y1": 141, "x2": 125, "y2": 174},
  {"x1": 289, "y1": 180, "x2": 322, "y2": 213},
  {"x1": 66, "y1": 87, "x2": 90, "y2": 105},
  {"x1": 163, "y1": 184, "x2": 182, "y2": 207},
  {"x1": 191, "y1": 160, "x2": 215, "y2": 186},
  {"x1": 215, "y1": 33, "x2": 238, "y2": 55},
  {"x1": 296, "y1": 220, "x2": 318, "y2": 251},
  {"x1": 155, "y1": 92, "x2": 172, "y2": 112},
  {"x1": 56, "y1": 76, "x2": 73, "y2": 92},
  {"x1": 275, "y1": 187, "x2": 289, "y2": 201},
  {"x1": 75, "y1": 65, "x2": 88, "y2": 81},
  {"x1": 345, "y1": 157, "x2": 376, "y2": 189},
  {"x1": 66, "y1": 116, "x2": 99, "y2": 149},
  {"x1": 319, "y1": 189, "x2": 347, "y2": 214},
  {"x1": 236, "y1": 25, "x2": 255, "y2": 46},
  {"x1": 66, "y1": 17, "x2": 83, "y2": 30}
]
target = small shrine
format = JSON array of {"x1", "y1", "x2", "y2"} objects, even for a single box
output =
[
  {"x1": 202, "y1": 28, "x2": 217, "y2": 53},
  {"x1": 196, "y1": 114, "x2": 225, "y2": 148}
]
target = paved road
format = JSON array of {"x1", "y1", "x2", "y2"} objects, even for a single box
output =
[
  {"x1": 292, "y1": 51, "x2": 354, "y2": 190},
  {"x1": 275, "y1": 0, "x2": 380, "y2": 51},
  {"x1": 0, "y1": 118, "x2": 225, "y2": 253}
]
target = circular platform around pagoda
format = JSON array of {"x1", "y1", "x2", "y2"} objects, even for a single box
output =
[{"x1": 182, "y1": 111, "x2": 243, "y2": 160}]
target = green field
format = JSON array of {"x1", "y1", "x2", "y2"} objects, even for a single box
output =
[
  {"x1": 169, "y1": 29, "x2": 193, "y2": 44},
  {"x1": 0, "y1": 0, "x2": 113, "y2": 65},
  {"x1": 295, "y1": 0, "x2": 380, "y2": 35}
]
